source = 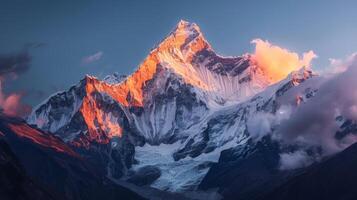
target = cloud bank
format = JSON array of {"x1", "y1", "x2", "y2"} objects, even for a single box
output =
[
  {"x1": 277, "y1": 56, "x2": 357, "y2": 155},
  {"x1": 248, "y1": 52, "x2": 357, "y2": 170},
  {"x1": 251, "y1": 39, "x2": 316, "y2": 83}
]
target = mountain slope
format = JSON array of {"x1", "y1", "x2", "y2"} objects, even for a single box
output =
[
  {"x1": 197, "y1": 69, "x2": 318, "y2": 198},
  {"x1": 0, "y1": 114, "x2": 145, "y2": 200},
  {"x1": 259, "y1": 142, "x2": 357, "y2": 200},
  {"x1": 0, "y1": 138, "x2": 58, "y2": 200},
  {"x1": 199, "y1": 137, "x2": 288, "y2": 200}
]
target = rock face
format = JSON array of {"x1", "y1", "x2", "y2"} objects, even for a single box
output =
[
  {"x1": 27, "y1": 20, "x2": 321, "y2": 192},
  {"x1": 127, "y1": 165, "x2": 162, "y2": 186}
]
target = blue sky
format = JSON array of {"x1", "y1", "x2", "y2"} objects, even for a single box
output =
[{"x1": 1, "y1": 0, "x2": 357, "y2": 106}]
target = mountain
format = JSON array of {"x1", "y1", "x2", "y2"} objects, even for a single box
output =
[
  {"x1": 259, "y1": 142, "x2": 357, "y2": 200},
  {"x1": 199, "y1": 137, "x2": 293, "y2": 200},
  {"x1": 0, "y1": 114, "x2": 144, "y2": 200},
  {"x1": 27, "y1": 19, "x2": 323, "y2": 195},
  {"x1": 200, "y1": 136, "x2": 357, "y2": 200},
  {"x1": 0, "y1": 138, "x2": 57, "y2": 200},
  {"x1": 27, "y1": 20, "x2": 272, "y2": 146}
]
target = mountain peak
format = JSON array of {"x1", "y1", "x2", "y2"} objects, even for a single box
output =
[
  {"x1": 153, "y1": 20, "x2": 210, "y2": 54},
  {"x1": 173, "y1": 20, "x2": 202, "y2": 37},
  {"x1": 177, "y1": 19, "x2": 191, "y2": 26}
]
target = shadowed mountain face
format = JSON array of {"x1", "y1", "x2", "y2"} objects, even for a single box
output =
[
  {"x1": 199, "y1": 138, "x2": 357, "y2": 200},
  {"x1": 0, "y1": 139, "x2": 57, "y2": 200},
  {"x1": 258, "y1": 143, "x2": 357, "y2": 200},
  {"x1": 199, "y1": 138, "x2": 282, "y2": 199},
  {"x1": 211, "y1": 129, "x2": 356, "y2": 200},
  {"x1": 0, "y1": 115, "x2": 145, "y2": 200}
]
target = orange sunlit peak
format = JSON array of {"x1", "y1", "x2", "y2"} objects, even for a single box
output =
[
  {"x1": 167, "y1": 20, "x2": 210, "y2": 47},
  {"x1": 156, "y1": 20, "x2": 211, "y2": 57}
]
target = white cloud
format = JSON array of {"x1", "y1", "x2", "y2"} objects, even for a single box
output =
[
  {"x1": 279, "y1": 150, "x2": 314, "y2": 170},
  {"x1": 247, "y1": 105, "x2": 292, "y2": 141},
  {"x1": 325, "y1": 52, "x2": 357, "y2": 75}
]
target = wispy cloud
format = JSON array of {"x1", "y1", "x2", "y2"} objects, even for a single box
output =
[
  {"x1": 279, "y1": 150, "x2": 314, "y2": 170},
  {"x1": 326, "y1": 52, "x2": 357, "y2": 75},
  {"x1": 81, "y1": 51, "x2": 103, "y2": 65}
]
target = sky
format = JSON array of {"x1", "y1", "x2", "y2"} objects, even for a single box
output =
[{"x1": 1, "y1": 0, "x2": 357, "y2": 107}]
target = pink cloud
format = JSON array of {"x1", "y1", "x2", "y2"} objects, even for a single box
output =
[
  {"x1": 251, "y1": 39, "x2": 317, "y2": 83},
  {"x1": 0, "y1": 79, "x2": 31, "y2": 117}
]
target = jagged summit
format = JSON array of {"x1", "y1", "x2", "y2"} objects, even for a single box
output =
[
  {"x1": 173, "y1": 20, "x2": 202, "y2": 36},
  {"x1": 152, "y1": 20, "x2": 211, "y2": 58},
  {"x1": 151, "y1": 20, "x2": 205, "y2": 50},
  {"x1": 164, "y1": 20, "x2": 205, "y2": 42}
]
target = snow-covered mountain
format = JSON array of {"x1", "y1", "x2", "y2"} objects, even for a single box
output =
[
  {"x1": 27, "y1": 20, "x2": 320, "y2": 192},
  {"x1": 27, "y1": 20, "x2": 272, "y2": 144}
]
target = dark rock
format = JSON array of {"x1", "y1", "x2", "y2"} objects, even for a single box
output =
[
  {"x1": 127, "y1": 165, "x2": 161, "y2": 186},
  {"x1": 0, "y1": 139, "x2": 58, "y2": 200},
  {"x1": 199, "y1": 137, "x2": 294, "y2": 200}
]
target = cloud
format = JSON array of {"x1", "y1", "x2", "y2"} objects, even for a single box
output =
[
  {"x1": 0, "y1": 50, "x2": 31, "y2": 77},
  {"x1": 276, "y1": 54, "x2": 357, "y2": 155},
  {"x1": 247, "y1": 105, "x2": 292, "y2": 141},
  {"x1": 247, "y1": 112, "x2": 275, "y2": 140},
  {"x1": 0, "y1": 49, "x2": 33, "y2": 117},
  {"x1": 247, "y1": 53, "x2": 357, "y2": 170},
  {"x1": 82, "y1": 51, "x2": 103, "y2": 65},
  {"x1": 0, "y1": 79, "x2": 31, "y2": 117},
  {"x1": 279, "y1": 150, "x2": 314, "y2": 170},
  {"x1": 326, "y1": 52, "x2": 357, "y2": 75},
  {"x1": 251, "y1": 39, "x2": 317, "y2": 83}
]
